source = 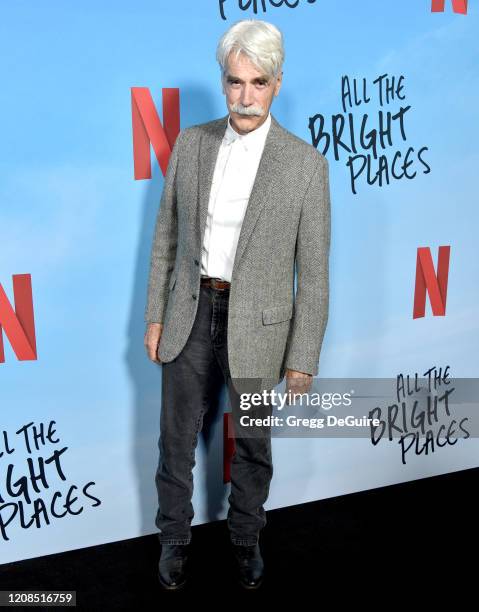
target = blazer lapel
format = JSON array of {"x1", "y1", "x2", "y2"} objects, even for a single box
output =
[
  {"x1": 232, "y1": 114, "x2": 286, "y2": 272},
  {"x1": 197, "y1": 116, "x2": 227, "y2": 249},
  {"x1": 197, "y1": 112, "x2": 287, "y2": 276}
]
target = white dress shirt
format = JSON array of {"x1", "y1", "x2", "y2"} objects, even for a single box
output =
[{"x1": 200, "y1": 111, "x2": 272, "y2": 282}]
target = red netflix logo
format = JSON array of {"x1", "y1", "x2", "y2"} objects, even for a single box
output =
[
  {"x1": 431, "y1": 0, "x2": 468, "y2": 14},
  {"x1": 413, "y1": 246, "x2": 451, "y2": 318},
  {"x1": 131, "y1": 87, "x2": 180, "y2": 180},
  {"x1": 0, "y1": 274, "x2": 37, "y2": 363}
]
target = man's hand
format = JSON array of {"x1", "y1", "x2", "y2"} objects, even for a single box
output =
[
  {"x1": 285, "y1": 368, "x2": 313, "y2": 403},
  {"x1": 144, "y1": 322, "x2": 163, "y2": 364}
]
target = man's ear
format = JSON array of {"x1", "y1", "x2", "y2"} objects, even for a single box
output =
[{"x1": 274, "y1": 70, "x2": 283, "y2": 96}]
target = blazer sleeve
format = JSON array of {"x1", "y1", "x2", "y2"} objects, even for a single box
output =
[
  {"x1": 283, "y1": 154, "x2": 331, "y2": 376},
  {"x1": 144, "y1": 130, "x2": 183, "y2": 324}
]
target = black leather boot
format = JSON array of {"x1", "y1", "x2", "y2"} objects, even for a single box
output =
[
  {"x1": 232, "y1": 543, "x2": 264, "y2": 589},
  {"x1": 158, "y1": 543, "x2": 189, "y2": 590}
]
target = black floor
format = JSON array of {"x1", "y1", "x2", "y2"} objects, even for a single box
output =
[{"x1": 1, "y1": 467, "x2": 476, "y2": 606}]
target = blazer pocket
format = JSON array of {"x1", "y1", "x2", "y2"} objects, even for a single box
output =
[
  {"x1": 168, "y1": 271, "x2": 177, "y2": 291},
  {"x1": 262, "y1": 303, "x2": 293, "y2": 325}
]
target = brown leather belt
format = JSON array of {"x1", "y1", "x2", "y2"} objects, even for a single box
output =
[{"x1": 200, "y1": 275, "x2": 231, "y2": 290}]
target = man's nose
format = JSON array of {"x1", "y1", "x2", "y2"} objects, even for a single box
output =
[{"x1": 240, "y1": 84, "x2": 254, "y2": 106}]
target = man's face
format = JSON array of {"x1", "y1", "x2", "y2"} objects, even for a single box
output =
[{"x1": 221, "y1": 51, "x2": 282, "y2": 135}]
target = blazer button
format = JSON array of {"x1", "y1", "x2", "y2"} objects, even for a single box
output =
[
  {"x1": 192, "y1": 293, "x2": 197, "y2": 300},
  {"x1": 194, "y1": 259, "x2": 199, "y2": 266}
]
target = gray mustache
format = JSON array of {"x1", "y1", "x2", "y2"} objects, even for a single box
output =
[{"x1": 230, "y1": 103, "x2": 264, "y2": 117}]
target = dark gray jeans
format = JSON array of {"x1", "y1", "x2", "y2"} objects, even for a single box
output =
[{"x1": 155, "y1": 283, "x2": 274, "y2": 546}]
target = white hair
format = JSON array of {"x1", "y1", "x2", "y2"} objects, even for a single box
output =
[{"x1": 216, "y1": 19, "x2": 285, "y2": 80}]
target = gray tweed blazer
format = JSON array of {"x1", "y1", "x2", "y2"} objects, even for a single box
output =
[{"x1": 145, "y1": 112, "x2": 330, "y2": 389}]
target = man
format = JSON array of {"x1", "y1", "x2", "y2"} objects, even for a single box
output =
[{"x1": 144, "y1": 19, "x2": 330, "y2": 590}]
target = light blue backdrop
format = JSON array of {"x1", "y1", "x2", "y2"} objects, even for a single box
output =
[{"x1": 0, "y1": 0, "x2": 477, "y2": 564}]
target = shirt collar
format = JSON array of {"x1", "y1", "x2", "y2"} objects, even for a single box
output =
[{"x1": 223, "y1": 112, "x2": 271, "y2": 152}]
